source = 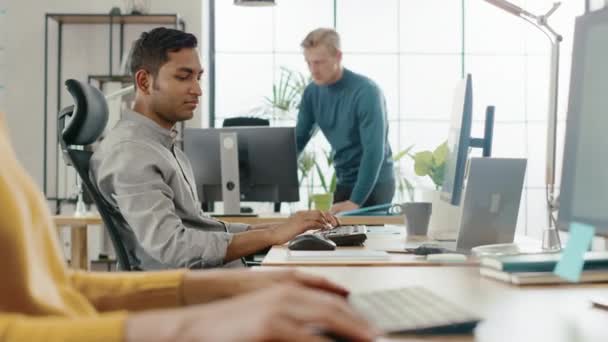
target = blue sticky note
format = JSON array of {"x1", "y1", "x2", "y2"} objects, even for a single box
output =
[{"x1": 554, "y1": 222, "x2": 595, "y2": 282}]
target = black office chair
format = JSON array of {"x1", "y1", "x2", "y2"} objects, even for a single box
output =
[{"x1": 58, "y1": 79, "x2": 139, "y2": 271}]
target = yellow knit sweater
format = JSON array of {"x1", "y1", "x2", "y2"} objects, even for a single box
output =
[{"x1": 0, "y1": 113, "x2": 186, "y2": 341}]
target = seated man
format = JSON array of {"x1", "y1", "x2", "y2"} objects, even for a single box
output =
[
  {"x1": 0, "y1": 111, "x2": 376, "y2": 341},
  {"x1": 90, "y1": 28, "x2": 338, "y2": 270}
]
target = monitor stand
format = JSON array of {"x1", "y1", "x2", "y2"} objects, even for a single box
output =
[
  {"x1": 219, "y1": 132, "x2": 241, "y2": 215},
  {"x1": 432, "y1": 232, "x2": 458, "y2": 241}
]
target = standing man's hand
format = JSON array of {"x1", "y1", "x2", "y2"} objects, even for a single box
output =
[
  {"x1": 330, "y1": 200, "x2": 360, "y2": 214},
  {"x1": 270, "y1": 210, "x2": 340, "y2": 245}
]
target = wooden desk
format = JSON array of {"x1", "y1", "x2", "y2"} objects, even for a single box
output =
[
  {"x1": 281, "y1": 266, "x2": 608, "y2": 341},
  {"x1": 53, "y1": 215, "x2": 102, "y2": 271},
  {"x1": 218, "y1": 214, "x2": 404, "y2": 226}
]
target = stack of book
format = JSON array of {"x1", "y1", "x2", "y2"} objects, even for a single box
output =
[{"x1": 479, "y1": 252, "x2": 608, "y2": 285}]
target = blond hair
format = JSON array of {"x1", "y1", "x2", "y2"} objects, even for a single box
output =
[{"x1": 300, "y1": 28, "x2": 341, "y2": 55}]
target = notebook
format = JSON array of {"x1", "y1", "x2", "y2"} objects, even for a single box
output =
[
  {"x1": 480, "y1": 252, "x2": 608, "y2": 273},
  {"x1": 480, "y1": 267, "x2": 608, "y2": 285}
]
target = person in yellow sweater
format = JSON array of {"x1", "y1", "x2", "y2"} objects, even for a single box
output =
[{"x1": 0, "y1": 111, "x2": 377, "y2": 341}]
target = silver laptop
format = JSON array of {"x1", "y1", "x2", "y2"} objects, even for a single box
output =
[{"x1": 436, "y1": 157, "x2": 527, "y2": 253}]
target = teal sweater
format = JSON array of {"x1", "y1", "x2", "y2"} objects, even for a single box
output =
[{"x1": 296, "y1": 68, "x2": 394, "y2": 205}]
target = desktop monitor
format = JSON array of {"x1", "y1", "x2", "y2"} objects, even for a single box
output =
[
  {"x1": 441, "y1": 74, "x2": 495, "y2": 206},
  {"x1": 557, "y1": 8, "x2": 608, "y2": 236},
  {"x1": 183, "y1": 127, "x2": 300, "y2": 205}
]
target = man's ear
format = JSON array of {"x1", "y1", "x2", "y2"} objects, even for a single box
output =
[
  {"x1": 335, "y1": 49, "x2": 343, "y2": 63},
  {"x1": 134, "y1": 69, "x2": 152, "y2": 95}
]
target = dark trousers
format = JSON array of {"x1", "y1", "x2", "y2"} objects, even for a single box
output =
[{"x1": 333, "y1": 180, "x2": 395, "y2": 207}]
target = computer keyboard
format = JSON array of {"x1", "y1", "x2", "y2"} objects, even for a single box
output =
[
  {"x1": 317, "y1": 225, "x2": 367, "y2": 246},
  {"x1": 349, "y1": 287, "x2": 481, "y2": 334}
]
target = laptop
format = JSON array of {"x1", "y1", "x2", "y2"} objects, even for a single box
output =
[{"x1": 416, "y1": 158, "x2": 527, "y2": 254}]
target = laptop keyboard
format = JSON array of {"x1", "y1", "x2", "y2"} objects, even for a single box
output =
[
  {"x1": 349, "y1": 287, "x2": 481, "y2": 334},
  {"x1": 317, "y1": 225, "x2": 367, "y2": 246}
]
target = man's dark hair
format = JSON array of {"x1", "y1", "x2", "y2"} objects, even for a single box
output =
[{"x1": 129, "y1": 27, "x2": 197, "y2": 78}]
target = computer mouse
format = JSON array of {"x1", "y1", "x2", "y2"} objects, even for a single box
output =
[
  {"x1": 411, "y1": 244, "x2": 447, "y2": 255},
  {"x1": 288, "y1": 234, "x2": 337, "y2": 251}
]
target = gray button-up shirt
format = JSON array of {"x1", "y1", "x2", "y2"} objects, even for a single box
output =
[{"x1": 90, "y1": 109, "x2": 248, "y2": 270}]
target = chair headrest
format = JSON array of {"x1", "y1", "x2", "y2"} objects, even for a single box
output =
[{"x1": 61, "y1": 79, "x2": 109, "y2": 145}]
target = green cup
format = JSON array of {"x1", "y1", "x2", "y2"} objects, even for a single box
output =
[{"x1": 311, "y1": 193, "x2": 333, "y2": 211}]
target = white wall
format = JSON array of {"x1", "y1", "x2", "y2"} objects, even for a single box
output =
[{"x1": 3, "y1": 0, "x2": 203, "y2": 195}]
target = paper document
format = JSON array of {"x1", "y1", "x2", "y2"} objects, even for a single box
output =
[{"x1": 286, "y1": 250, "x2": 390, "y2": 261}]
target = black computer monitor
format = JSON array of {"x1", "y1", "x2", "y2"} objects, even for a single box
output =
[
  {"x1": 557, "y1": 8, "x2": 608, "y2": 237},
  {"x1": 441, "y1": 74, "x2": 495, "y2": 206},
  {"x1": 183, "y1": 127, "x2": 300, "y2": 205}
]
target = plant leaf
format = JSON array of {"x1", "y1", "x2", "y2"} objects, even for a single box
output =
[
  {"x1": 393, "y1": 144, "x2": 415, "y2": 161},
  {"x1": 413, "y1": 151, "x2": 433, "y2": 176},
  {"x1": 431, "y1": 162, "x2": 446, "y2": 188},
  {"x1": 315, "y1": 162, "x2": 328, "y2": 193},
  {"x1": 433, "y1": 141, "x2": 449, "y2": 165},
  {"x1": 329, "y1": 172, "x2": 337, "y2": 193}
]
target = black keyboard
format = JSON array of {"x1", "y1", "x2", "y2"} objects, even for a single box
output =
[
  {"x1": 317, "y1": 225, "x2": 367, "y2": 246},
  {"x1": 349, "y1": 287, "x2": 481, "y2": 334}
]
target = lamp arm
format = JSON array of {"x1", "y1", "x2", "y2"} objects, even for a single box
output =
[
  {"x1": 509, "y1": 3, "x2": 563, "y2": 228},
  {"x1": 543, "y1": 24, "x2": 563, "y2": 42},
  {"x1": 485, "y1": 0, "x2": 563, "y2": 248},
  {"x1": 546, "y1": 39, "x2": 560, "y2": 202},
  {"x1": 544, "y1": 2, "x2": 561, "y2": 19}
]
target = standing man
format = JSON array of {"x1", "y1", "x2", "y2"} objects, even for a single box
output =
[
  {"x1": 91, "y1": 28, "x2": 338, "y2": 270},
  {"x1": 297, "y1": 28, "x2": 395, "y2": 214}
]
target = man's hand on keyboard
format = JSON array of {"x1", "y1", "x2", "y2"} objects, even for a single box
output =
[
  {"x1": 270, "y1": 210, "x2": 340, "y2": 245},
  {"x1": 330, "y1": 200, "x2": 359, "y2": 215}
]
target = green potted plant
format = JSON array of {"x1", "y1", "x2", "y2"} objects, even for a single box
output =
[
  {"x1": 249, "y1": 66, "x2": 310, "y2": 123},
  {"x1": 265, "y1": 67, "x2": 308, "y2": 118},
  {"x1": 310, "y1": 150, "x2": 336, "y2": 211},
  {"x1": 410, "y1": 141, "x2": 448, "y2": 190},
  {"x1": 409, "y1": 140, "x2": 460, "y2": 237},
  {"x1": 305, "y1": 145, "x2": 419, "y2": 210}
]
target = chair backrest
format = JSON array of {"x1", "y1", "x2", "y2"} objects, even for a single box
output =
[
  {"x1": 222, "y1": 116, "x2": 269, "y2": 127},
  {"x1": 58, "y1": 79, "x2": 138, "y2": 271}
]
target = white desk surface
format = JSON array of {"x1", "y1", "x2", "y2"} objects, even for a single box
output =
[
  {"x1": 262, "y1": 226, "x2": 545, "y2": 267},
  {"x1": 267, "y1": 266, "x2": 608, "y2": 341},
  {"x1": 262, "y1": 226, "x2": 478, "y2": 267}
]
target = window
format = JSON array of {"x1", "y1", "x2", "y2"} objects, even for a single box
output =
[{"x1": 211, "y1": 0, "x2": 584, "y2": 237}]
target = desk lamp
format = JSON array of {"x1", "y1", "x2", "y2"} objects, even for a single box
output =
[
  {"x1": 72, "y1": 85, "x2": 134, "y2": 217},
  {"x1": 483, "y1": 0, "x2": 563, "y2": 252}
]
